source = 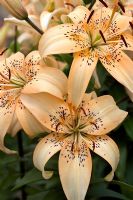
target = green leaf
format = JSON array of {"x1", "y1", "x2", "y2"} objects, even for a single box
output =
[
  {"x1": 12, "y1": 168, "x2": 43, "y2": 190},
  {"x1": 27, "y1": 191, "x2": 50, "y2": 200},
  {"x1": 111, "y1": 180, "x2": 133, "y2": 199},
  {"x1": 123, "y1": 116, "x2": 133, "y2": 140},
  {"x1": 55, "y1": 54, "x2": 73, "y2": 66},
  {"x1": 116, "y1": 142, "x2": 127, "y2": 180},
  {"x1": 96, "y1": 61, "x2": 107, "y2": 86},
  {"x1": 88, "y1": 182, "x2": 129, "y2": 200},
  {"x1": 44, "y1": 175, "x2": 61, "y2": 190},
  {"x1": 43, "y1": 190, "x2": 66, "y2": 200}
]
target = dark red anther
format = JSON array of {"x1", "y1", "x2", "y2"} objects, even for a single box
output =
[
  {"x1": 99, "y1": 0, "x2": 108, "y2": 8},
  {"x1": 80, "y1": 107, "x2": 87, "y2": 116},
  {"x1": 56, "y1": 122, "x2": 61, "y2": 132},
  {"x1": 0, "y1": 48, "x2": 8, "y2": 56},
  {"x1": 129, "y1": 21, "x2": 133, "y2": 30},
  {"x1": 121, "y1": 35, "x2": 128, "y2": 47},
  {"x1": 99, "y1": 30, "x2": 106, "y2": 43},
  {"x1": 64, "y1": 2, "x2": 75, "y2": 9},
  {"x1": 87, "y1": 10, "x2": 94, "y2": 24},
  {"x1": 92, "y1": 141, "x2": 95, "y2": 151},
  {"x1": 118, "y1": 1, "x2": 125, "y2": 13},
  {"x1": 8, "y1": 68, "x2": 11, "y2": 80}
]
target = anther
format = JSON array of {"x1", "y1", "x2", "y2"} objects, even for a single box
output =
[
  {"x1": 71, "y1": 142, "x2": 74, "y2": 152},
  {"x1": 90, "y1": 122, "x2": 98, "y2": 129},
  {"x1": 87, "y1": 10, "x2": 94, "y2": 24},
  {"x1": 0, "y1": 72, "x2": 9, "y2": 81},
  {"x1": 99, "y1": 30, "x2": 106, "y2": 43},
  {"x1": 80, "y1": 107, "x2": 87, "y2": 116},
  {"x1": 64, "y1": 2, "x2": 75, "y2": 9},
  {"x1": 8, "y1": 68, "x2": 11, "y2": 80},
  {"x1": 121, "y1": 35, "x2": 128, "y2": 47},
  {"x1": 129, "y1": 21, "x2": 133, "y2": 30},
  {"x1": 0, "y1": 48, "x2": 8, "y2": 56},
  {"x1": 56, "y1": 122, "x2": 61, "y2": 132},
  {"x1": 92, "y1": 141, "x2": 95, "y2": 151},
  {"x1": 118, "y1": 1, "x2": 125, "y2": 13},
  {"x1": 99, "y1": 0, "x2": 108, "y2": 8}
]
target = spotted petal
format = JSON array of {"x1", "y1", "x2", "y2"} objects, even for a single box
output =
[
  {"x1": 8, "y1": 113, "x2": 21, "y2": 136},
  {"x1": 59, "y1": 136, "x2": 92, "y2": 200},
  {"x1": 24, "y1": 51, "x2": 41, "y2": 68},
  {"x1": 16, "y1": 99, "x2": 45, "y2": 137},
  {"x1": 80, "y1": 95, "x2": 127, "y2": 135},
  {"x1": 39, "y1": 23, "x2": 89, "y2": 57},
  {"x1": 6, "y1": 52, "x2": 24, "y2": 73},
  {"x1": 105, "y1": 14, "x2": 132, "y2": 40},
  {"x1": 33, "y1": 132, "x2": 63, "y2": 179},
  {"x1": 116, "y1": 33, "x2": 133, "y2": 51},
  {"x1": 0, "y1": 90, "x2": 17, "y2": 153},
  {"x1": 68, "y1": 50, "x2": 98, "y2": 108},
  {"x1": 84, "y1": 135, "x2": 119, "y2": 181},
  {"x1": 88, "y1": 7, "x2": 131, "y2": 39},
  {"x1": 22, "y1": 67, "x2": 68, "y2": 99},
  {"x1": 20, "y1": 93, "x2": 70, "y2": 133},
  {"x1": 40, "y1": 8, "x2": 69, "y2": 32},
  {"x1": 68, "y1": 6, "x2": 90, "y2": 24},
  {"x1": 98, "y1": 46, "x2": 133, "y2": 92}
]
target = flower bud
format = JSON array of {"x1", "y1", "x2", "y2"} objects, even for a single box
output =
[{"x1": 0, "y1": 0, "x2": 28, "y2": 20}]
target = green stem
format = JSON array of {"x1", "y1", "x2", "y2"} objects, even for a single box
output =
[
  {"x1": 25, "y1": 17, "x2": 43, "y2": 35},
  {"x1": 17, "y1": 132, "x2": 27, "y2": 200},
  {"x1": 14, "y1": 26, "x2": 18, "y2": 53}
]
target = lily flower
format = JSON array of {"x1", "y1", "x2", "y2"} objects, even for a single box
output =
[
  {"x1": 39, "y1": 6, "x2": 133, "y2": 107},
  {"x1": 94, "y1": 0, "x2": 133, "y2": 14},
  {"x1": 21, "y1": 86, "x2": 127, "y2": 200},
  {"x1": 0, "y1": 51, "x2": 67, "y2": 153}
]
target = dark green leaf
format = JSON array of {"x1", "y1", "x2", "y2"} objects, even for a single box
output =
[
  {"x1": 12, "y1": 168, "x2": 43, "y2": 190},
  {"x1": 123, "y1": 116, "x2": 133, "y2": 140}
]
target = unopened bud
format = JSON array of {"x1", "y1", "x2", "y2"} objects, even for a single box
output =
[{"x1": 0, "y1": 0, "x2": 28, "y2": 20}]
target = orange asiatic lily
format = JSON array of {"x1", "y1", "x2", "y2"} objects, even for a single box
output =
[
  {"x1": 39, "y1": 6, "x2": 133, "y2": 107},
  {"x1": 94, "y1": 0, "x2": 133, "y2": 15},
  {"x1": 0, "y1": 51, "x2": 67, "y2": 153},
  {"x1": 21, "y1": 87, "x2": 127, "y2": 200}
]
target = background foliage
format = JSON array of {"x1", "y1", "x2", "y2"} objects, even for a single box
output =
[{"x1": 0, "y1": 0, "x2": 133, "y2": 199}]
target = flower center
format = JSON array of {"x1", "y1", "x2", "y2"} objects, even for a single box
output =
[
  {"x1": 10, "y1": 73, "x2": 26, "y2": 88},
  {"x1": 0, "y1": 68, "x2": 27, "y2": 90},
  {"x1": 64, "y1": 107, "x2": 94, "y2": 137}
]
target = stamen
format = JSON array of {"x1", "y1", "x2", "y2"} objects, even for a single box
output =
[
  {"x1": 118, "y1": 1, "x2": 125, "y2": 13},
  {"x1": 129, "y1": 21, "x2": 133, "y2": 30},
  {"x1": 87, "y1": 10, "x2": 94, "y2": 24},
  {"x1": 99, "y1": 0, "x2": 108, "y2": 8},
  {"x1": 92, "y1": 141, "x2": 95, "y2": 151},
  {"x1": 80, "y1": 107, "x2": 87, "y2": 116},
  {"x1": 0, "y1": 72, "x2": 9, "y2": 81},
  {"x1": 90, "y1": 122, "x2": 98, "y2": 129},
  {"x1": 99, "y1": 30, "x2": 106, "y2": 43},
  {"x1": 0, "y1": 48, "x2": 8, "y2": 56},
  {"x1": 121, "y1": 35, "x2": 128, "y2": 47},
  {"x1": 8, "y1": 68, "x2": 11, "y2": 80},
  {"x1": 64, "y1": 2, "x2": 75, "y2": 9},
  {"x1": 56, "y1": 122, "x2": 61, "y2": 132},
  {"x1": 71, "y1": 142, "x2": 74, "y2": 152}
]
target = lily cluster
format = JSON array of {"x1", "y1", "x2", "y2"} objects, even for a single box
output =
[{"x1": 0, "y1": 0, "x2": 133, "y2": 199}]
